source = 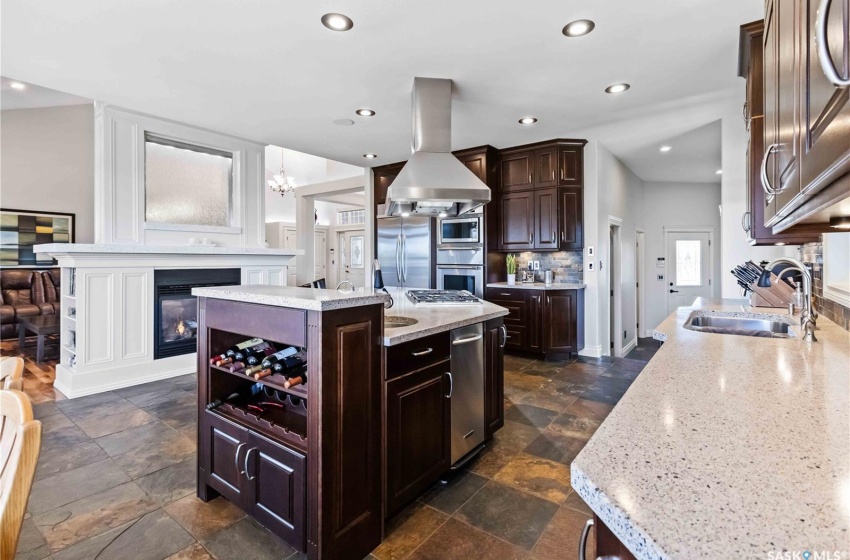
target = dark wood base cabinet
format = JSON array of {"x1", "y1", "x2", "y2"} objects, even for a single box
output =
[
  {"x1": 197, "y1": 298, "x2": 383, "y2": 560},
  {"x1": 383, "y1": 319, "x2": 505, "y2": 518},
  {"x1": 581, "y1": 514, "x2": 637, "y2": 560},
  {"x1": 485, "y1": 288, "x2": 584, "y2": 359}
]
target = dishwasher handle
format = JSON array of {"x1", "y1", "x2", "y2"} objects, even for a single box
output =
[{"x1": 452, "y1": 334, "x2": 483, "y2": 346}]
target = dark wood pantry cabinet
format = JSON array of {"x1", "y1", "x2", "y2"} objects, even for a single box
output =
[{"x1": 495, "y1": 140, "x2": 587, "y2": 252}]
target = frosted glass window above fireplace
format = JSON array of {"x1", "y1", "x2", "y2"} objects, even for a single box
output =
[{"x1": 144, "y1": 135, "x2": 232, "y2": 227}]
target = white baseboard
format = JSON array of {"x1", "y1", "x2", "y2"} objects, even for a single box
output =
[
  {"x1": 579, "y1": 345, "x2": 603, "y2": 358},
  {"x1": 55, "y1": 354, "x2": 196, "y2": 399},
  {"x1": 622, "y1": 337, "x2": 638, "y2": 356}
]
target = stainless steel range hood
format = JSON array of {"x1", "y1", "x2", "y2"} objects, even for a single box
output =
[{"x1": 384, "y1": 77, "x2": 491, "y2": 217}]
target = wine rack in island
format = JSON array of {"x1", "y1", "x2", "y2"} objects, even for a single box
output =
[{"x1": 197, "y1": 296, "x2": 383, "y2": 560}]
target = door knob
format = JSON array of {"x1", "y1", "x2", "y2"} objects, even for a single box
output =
[{"x1": 669, "y1": 289, "x2": 679, "y2": 293}]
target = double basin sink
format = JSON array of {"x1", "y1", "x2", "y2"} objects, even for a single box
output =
[{"x1": 685, "y1": 313, "x2": 795, "y2": 338}]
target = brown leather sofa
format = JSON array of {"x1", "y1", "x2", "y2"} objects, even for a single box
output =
[{"x1": 0, "y1": 269, "x2": 61, "y2": 339}]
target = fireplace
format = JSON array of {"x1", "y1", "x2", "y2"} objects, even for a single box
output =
[{"x1": 154, "y1": 269, "x2": 240, "y2": 359}]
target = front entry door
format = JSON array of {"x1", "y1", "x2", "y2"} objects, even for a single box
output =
[
  {"x1": 665, "y1": 231, "x2": 711, "y2": 314},
  {"x1": 338, "y1": 230, "x2": 366, "y2": 288}
]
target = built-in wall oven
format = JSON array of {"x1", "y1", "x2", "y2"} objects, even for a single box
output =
[
  {"x1": 438, "y1": 212, "x2": 483, "y2": 245},
  {"x1": 436, "y1": 246, "x2": 484, "y2": 298}
]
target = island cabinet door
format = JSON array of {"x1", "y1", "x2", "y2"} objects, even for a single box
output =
[
  {"x1": 203, "y1": 411, "x2": 250, "y2": 509},
  {"x1": 385, "y1": 360, "x2": 451, "y2": 516},
  {"x1": 245, "y1": 431, "x2": 306, "y2": 552},
  {"x1": 484, "y1": 318, "x2": 505, "y2": 440}
]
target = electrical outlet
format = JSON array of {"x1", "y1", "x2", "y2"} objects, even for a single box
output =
[
  {"x1": 588, "y1": 262, "x2": 594, "y2": 271},
  {"x1": 532, "y1": 261, "x2": 540, "y2": 270},
  {"x1": 657, "y1": 274, "x2": 664, "y2": 280}
]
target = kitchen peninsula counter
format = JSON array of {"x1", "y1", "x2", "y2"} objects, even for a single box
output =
[
  {"x1": 486, "y1": 281, "x2": 586, "y2": 290},
  {"x1": 571, "y1": 298, "x2": 850, "y2": 559}
]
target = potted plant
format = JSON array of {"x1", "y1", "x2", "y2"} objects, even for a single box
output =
[{"x1": 506, "y1": 254, "x2": 517, "y2": 285}]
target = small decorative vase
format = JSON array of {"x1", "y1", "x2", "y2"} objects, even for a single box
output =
[{"x1": 506, "y1": 273, "x2": 516, "y2": 286}]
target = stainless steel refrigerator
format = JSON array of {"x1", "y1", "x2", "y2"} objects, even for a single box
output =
[{"x1": 377, "y1": 214, "x2": 433, "y2": 289}]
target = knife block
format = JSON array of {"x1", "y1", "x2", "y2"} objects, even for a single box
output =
[{"x1": 748, "y1": 271, "x2": 796, "y2": 307}]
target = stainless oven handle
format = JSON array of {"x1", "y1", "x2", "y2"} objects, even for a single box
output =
[
  {"x1": 452, "y1": 334, "x2": 483, "y2": 346},
  {"x1": 436, "y1": 265, "x2": 483, "y2": 270}
]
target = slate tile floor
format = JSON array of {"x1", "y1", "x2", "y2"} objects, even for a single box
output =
[{"x1": 10, "y1": 339, "x2": 659, "y2": 560}]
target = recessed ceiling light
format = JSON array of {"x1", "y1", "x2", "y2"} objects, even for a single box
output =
[
  {"x1": 659, "y1": 145, "x2": 672, "y2": 152},
  {"x1": 333, "y1": 118, "x2": 355, "y2": 126},
  {"x1": 9, "y1": 81, "x2": 25, "y2": 90},
  {"x1": 715, "y1": 169, "x2": 723, "y2": 174},
  {"x1": 363, "y1": 153, "x2": 378, "y2": 159},
  {"x1": 438, "y1": 212, "x2": 448, "y2": 218},
  {"x1": 518, "y1": 117, "x2": 538, "y2": 125},
  {"x1": 605, "y1": 83, "x2": 630, "y2": 94},
  {"x1": 321, "y1": 13, "x2": 353, "y2": 31},
  {"x1": 356, "y1": 108, "x2": 375, "y2": 117},
  {"x1": 562, "y1": 19, "x2": 595, "y2": 37}
]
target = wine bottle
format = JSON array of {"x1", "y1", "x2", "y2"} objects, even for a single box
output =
[
  {"x1": 284, "y1": 376, "x2": 303, "y2": 389},
  {"x1": 206, "y1": 382, "x2": 264, "y2": 410},
  {"x1": 210, "y1": 338, "x2": 264, "y2": 366},
  {"x1": 244, "y1": 346, "x2": 298, "y2": 376},
  {"x1": 233, "y1": 342, "x2": 274, "y2": 363},
  {"x1": 268, "y1": 353, "x2": 307, "y2": 375}
]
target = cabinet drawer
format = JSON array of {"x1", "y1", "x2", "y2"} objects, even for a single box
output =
[{"x1": 386, "y1": 331, "x2": 451, "y2": 379}]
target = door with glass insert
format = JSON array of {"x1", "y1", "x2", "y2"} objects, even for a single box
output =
[{"x1": 665, "y1": 231, "x2": 711, "y2": 314}]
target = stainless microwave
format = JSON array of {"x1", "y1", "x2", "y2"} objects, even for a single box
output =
[{"x1": 438, "y1": 215, "x2": 482, "y2": 245}]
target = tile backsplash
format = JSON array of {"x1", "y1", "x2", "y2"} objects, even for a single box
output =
[
  {"x1": 800, "y1": 238, "x2": 850, "y2": 331},
  {"x1": 513, "y1": 251, "x2": 584, "y2": 284}
]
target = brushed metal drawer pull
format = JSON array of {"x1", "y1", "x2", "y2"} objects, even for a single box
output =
[
  {"x1": 500, "y1": 292, "x2": 512, "y2": 296},
  {"x1": 445, "y1": 372, "x2": 453, "y2": 398},
  {"x1": 411, "y1": 347, "x2": 433, "y2": 356},
  {"x1": 244, "y1": 448, "x2": 256, "y2": 481},
  {"x1": 235, "y1": 442, "x2": 246, "y2": 475},
  {"x1": 760, "y1": 143, "x2": 782, "y2": 195},
  {"x1": 578, "y1": 518, "x2": 594, "y2": 560}
]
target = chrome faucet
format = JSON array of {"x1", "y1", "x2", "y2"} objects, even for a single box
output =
[
  {"x1": 336, "y1": 280, "x2": 354, "y2": 291},
  {"x1": 758, "y1": 257, "x2": 817, "y2": 342}
]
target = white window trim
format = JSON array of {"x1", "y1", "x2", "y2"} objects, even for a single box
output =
[
  {"x1": 143, "y1": 222, "x2": 242, "y2": 234},
  {"x1": 823, "y1": 233, "x2": 850, "y2": 308}
]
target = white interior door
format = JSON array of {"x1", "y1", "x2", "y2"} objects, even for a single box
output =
[
  {"x1": 314, "y1": 230, "x2": 327, "y2": 281},
  {"x1": 337, "y1": 230, "x2": 366, "y2": 288},
  {"x1": 666, "y1": 231, "x2": 711, "y2": 314}
]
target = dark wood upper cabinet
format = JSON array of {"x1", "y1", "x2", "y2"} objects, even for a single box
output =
[
  {"x1": 373, "y1": 162, "x2": 405, "y2": 206},
  {"x1": 385, "y1": 361, "x2": 451, "y2": 517},
  {"x1": 500, "y1": 150, "x2": 535, "y2": 192},
  {"x1": 558, "y1": 187, "x2": 584, "y2": 250},
  {"x1": 534, "y1": 147, "x2": 559, "y2": 188},
  {"x1": 739, "y1": 19, "x2": 821, "y2": 245},
  {"x1": 558, "y1": 146, "x2": 583, "y2": 186},
  {"x1": 754, "y1": 0, "x2": 849, "y2": 233},
  {"x1": 499, "y1": 191, "x2": 535, "y2": 250},
  {"x1": 534, "y1": 188, "x2": 559, "y2": 250},
  {"x1": 799, "y1": 0, "x2": 850, "y2": 197}
]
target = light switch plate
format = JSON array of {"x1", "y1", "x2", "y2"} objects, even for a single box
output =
[
  {"x1": 657, "y1": 274, "x2": 664, "y2": 280},
  {"x1": 532, "y1": 261, "x2": 540, "y2": 270},
  {"x1": 587, "y1": 247, "x2": 595, "y2": 256},
  {"x1": 588, "y1": 262, "x2": 594, "y2": 271}
]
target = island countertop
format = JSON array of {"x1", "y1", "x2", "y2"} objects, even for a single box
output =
[
  {"x1": 192, "y1": 284, "x2": 389, "y2": 311},
  {"x1": 381, "y1": 288, "x2": 508, "y2": 346},
  {"x1": 486, "y1": 282, "x2": 586, "y2": 290},
  {"x1": 571, "y1": 298, "x2": 850, "y2": 559}
]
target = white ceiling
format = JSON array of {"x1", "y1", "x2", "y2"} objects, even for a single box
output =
[
  {"x1": 621, "y1": 120, "x2": 723, "y2": 184},
  {"x1": 1, "y1": 0, "x2": 761, "y2": 182},
  {"x1": 0, "y1": 77, "x2": 90, "y2": 110}
]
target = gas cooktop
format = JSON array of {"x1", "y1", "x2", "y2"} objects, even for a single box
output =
[{"x1": 405, "y1": 289, "x2": 482, "y2": 306}]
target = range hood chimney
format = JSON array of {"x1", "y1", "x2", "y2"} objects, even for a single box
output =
[{"x1": 384, "y1": 77, "x2": 491, "y2": 217}]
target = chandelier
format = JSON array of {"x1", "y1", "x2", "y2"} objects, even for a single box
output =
[{"x1": 268, "y1": 148, "x2": 297, "y2": 197}]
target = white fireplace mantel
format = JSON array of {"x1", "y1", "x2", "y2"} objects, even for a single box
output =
[{"x1": 35, "y1": 243, "x2": 303, "y2": 399}]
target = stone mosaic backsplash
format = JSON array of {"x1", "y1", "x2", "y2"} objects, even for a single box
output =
[
  {"x1": 800, "y1": 238, "x2": 850, "y2": 331},
  {"x1": 512, "y1": 251, "x2": 584, "y2": 284}
]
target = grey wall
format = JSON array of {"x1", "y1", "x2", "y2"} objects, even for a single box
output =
[
  {"x1": 1, "y1": 104, "x2": 95, "y2": 242},
  {"x1": 642, "y1": 181, "x2": 723, "y2": 331}
]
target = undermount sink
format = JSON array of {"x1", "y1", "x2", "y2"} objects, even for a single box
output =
[
  {"x1": 685, "y1": 313, "x2": 794, "y2": 338},
  {"x1": 384, "y1": 316, "x2": 418, "y2": 329}
]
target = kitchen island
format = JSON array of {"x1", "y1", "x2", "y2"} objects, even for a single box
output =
[
  {"x1": 192, "y1": 285, "x2": 507, "y2": 560},
  {"x1": 571, "y1": 298, "x2": 850, "y2": 559}
]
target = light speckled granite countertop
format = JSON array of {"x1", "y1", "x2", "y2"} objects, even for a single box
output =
[
  {"x1": 382, "y1": 288, "x2": 508, "y2": 346},
  {"x1": 193, "y1": 285, "x2": 388, "y2": 311},
  {"x1": 571, "y1": 298, "x2": 850, "y2": 559},
  {"x1": 486, "y1": 282, "x2": 586, "y2": 290}
]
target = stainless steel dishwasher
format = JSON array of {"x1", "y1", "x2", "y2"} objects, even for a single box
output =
[{"x1": 449, "y1": 323, "x2": 485, "y2": 466}]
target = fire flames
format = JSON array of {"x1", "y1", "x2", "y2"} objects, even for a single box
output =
[{"x1": 176, "y1": 320, "x2": 186, "y2": 336}]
